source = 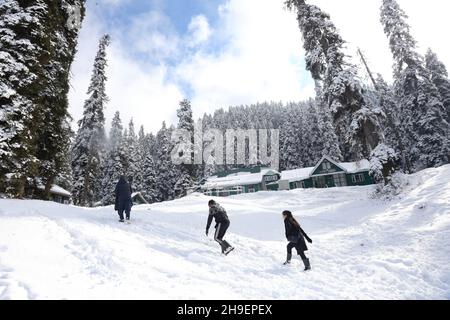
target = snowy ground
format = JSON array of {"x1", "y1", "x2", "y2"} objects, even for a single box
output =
[{"x1": 1, "y1": 166, "x2": 449, "y2": 300}]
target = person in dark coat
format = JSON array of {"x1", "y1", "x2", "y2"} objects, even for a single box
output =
[
  {"x1": 114, "y1": 175, "x2": 132, "y2": 222},
  {"x1": 206, "y1": 200, "x2": 234, "y2": 255},
  {"x1": 282, "y1": 210, "x2": 312, "y2": 271}
]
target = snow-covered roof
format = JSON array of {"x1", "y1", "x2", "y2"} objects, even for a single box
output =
[
  {"x1": 131, "y1": 192, "x2": 149, "y2": 204},
  {"x1": 339, "y1": 160, "x2": 371, "y2": 173},
  {"x1": 203, "y1": 169, "x2": 280, "y2": 189},
  {"x1": 280, "y1": 159, "x2": 371, "y2": 182},
  {"x1": 281, "y1": 167, "x2": 314, "y2": 182},
  {"x1": 37, "y1": 184, "x2": 71, "y2": 197}
]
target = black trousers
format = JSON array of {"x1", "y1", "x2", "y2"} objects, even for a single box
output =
[
  {"x1": 287, "y1": 242, "x2": 307, "y2": 260},
  {"x1": 214, "y1": 221, "x2": 231, "y2": 253},
  {"x1": 118, "y1": 201, "x2": 131, "y2": 220}
]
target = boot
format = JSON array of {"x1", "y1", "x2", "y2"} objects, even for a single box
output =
[
  {"x1": 221, "y1": 240, "x2": 233, "y2": 255},
  {"x1": 283, "y1": 253, "x2": 292, "y2": 265},
  {"x1": 302, "y1": 258, "x2": 311, "y2": 271}
]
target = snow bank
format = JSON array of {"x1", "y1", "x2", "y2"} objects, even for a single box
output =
[{"x1": 0, "y1": 165, "x2": 449, "y2": 299}]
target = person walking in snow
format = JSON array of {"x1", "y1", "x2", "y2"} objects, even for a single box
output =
[
  {"x1": 206, "y1": 200, "x2": 234, "y2": 255},
  {"x1": 114, "y1": 175, "x2": 132, "y2": 223},
  {"x1": 282, "y1": 210, "x2": 312, "y2": 271}
]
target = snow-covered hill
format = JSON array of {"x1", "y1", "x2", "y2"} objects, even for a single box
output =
[{"x1": 1, "y1": 166, "x2": 449, "y2": 300}]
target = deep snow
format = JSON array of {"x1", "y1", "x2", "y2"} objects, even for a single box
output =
[{"x1": 0, "y1": 165, "x2": 449, "y2": 299}]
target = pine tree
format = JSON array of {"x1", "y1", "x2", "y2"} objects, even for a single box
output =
[
  {"x1": 125, "y1": 119, "x2": 139, "y2": 181},
  {"x1": 136, "y1": 129, "x2": 157, "y2": 203},
  {"x1": 280, "y1": 106, "x2": 304, "y2": 170},
  {"x1": 108, "y1": 111, "x2": 123, "y2": 151},
  {"x1": 133, "y1": 125, "x2": 147, "y2": 195},
  {"x1": 0, "y1": 1, "x2": 85, "y2": 197},
  {"x1": 425, "y1": 49, "x2": 450, "y2": 124},
  {"x1": 34, "y1": 0, "x2": 86, "y2": 199},
  {"x1": 381, "y1": 0, "x2": 450, "y2": 170},
  {"x1": 101, "y1": 112, "x2": 126, "y2": 205},
  {"x1": 173, "y1": 99, "x2": 195, "y2": 198},
  {"x1": 285, "y1": 0, "x2": 384, "y2": 161},
  {"x1": 373, "y1": 76, "x2": 405, "y2": 169},
  {"x1": 155, "y1": 122, "x2": 176, "y2": 201},
  {"x1": 315, "y1": 98, "x2": 343, "y2": 161},
  {"x1": 71, "y1": 35, "x2": 110, "y2": 207},
  {"x1": 0, "y1": 0, "x2": 40, "y2": 196},
  {"x1": 142, "y1": 152, "x2": 157, "y2": 203}
]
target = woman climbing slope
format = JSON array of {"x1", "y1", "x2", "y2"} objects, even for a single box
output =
[{"x1": 282, "y1": 210, "x2": 312, "y2": 271}]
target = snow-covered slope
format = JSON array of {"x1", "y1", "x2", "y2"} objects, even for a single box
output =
[{"x1": 1, "y1": 166, "x2": 449, "y2": 300}]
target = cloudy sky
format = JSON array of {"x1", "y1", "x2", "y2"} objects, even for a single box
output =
[{"x1": 68, "y1": 0, "x2": 450, "y2": 134}]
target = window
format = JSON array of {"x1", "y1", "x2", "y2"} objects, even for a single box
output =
[
  {"x1": 248, "y1": 186, "x2": 255, "y2": 193},
  {"x1": 334, "y1": 173, "x2": 347, "y2": 187},
  {"x1": 322, "y1": 162, "x2": 332, "y2": 170},
  {"x1": 264, "y1": 175, "x2": 279, "y2": 183},
  {"x1": 352, "y1": 174, "x2": 365, "y2": 183},
  {"x1": 295, "y1": 181, "x2": 306, "y2": 189}
]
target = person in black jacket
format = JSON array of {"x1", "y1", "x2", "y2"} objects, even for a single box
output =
[
  {"x1": 206, "y1": 200, "x2": 234, "y2": 255},
  {"x1": 114, "y1": 175, "x2": 133, "y2": 222},
  {"x1": 282, "y1": 210, "x2": 312, "y2": 271}
]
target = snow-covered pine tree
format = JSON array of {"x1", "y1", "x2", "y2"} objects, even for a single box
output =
[
  {"x1": 101, "y1": 112, "x2": 126, "y2": 205},
  {"x1": 142, "y1": 152, "x2": 157, "y2": 203},
  {"x1": 125, "y1": 119, "x2": 140, "y2": 183},
  {"x1": 381, "y1": 0, "x2": 450, "y2": 171},
  {"x1": 133, "y1": 125, "x2": 147, "y2": 196},
  {"x1": 173, "y1": 99, "x2": 195, "y2": 198},
  {"x1": 138, "y1": 130, "x2": 157, "y2": 203},
  {"x1": 425, "y1": 49, "x2": 450, "y2": 124},
  {"x1": 0, "y1": 0, "x2": 42, "y2": 196},
  {"x1": 1, "y1": 1, "x2": 85, "y2": 197},
  {"x1": 71, "y1": 35, "x2": 110, "y2": 207},
  {"x1": 279, "y1": 105, "x2": 304, "y2": 170},
  {"x1": 373, "y1": 75, "x2": 405, "y2": 168},
  {"x1": 201, "y1": 113, "x2": 218, "y2": 178},
  {"x1": 108, "y1": 111, "x2": 123, "y2": 151},
  {"x1": 285, "y1": 0, "x2": 384, "y2": 161},
  {"x1": 34, "y1": 0, "x2": 86, "y2": 200},
  {"x1": 155, "y1": 122, "x2": 176, "y2": 201},
  {"x1": 314, "y1": 97, "x2": 343, "y2": 162}
]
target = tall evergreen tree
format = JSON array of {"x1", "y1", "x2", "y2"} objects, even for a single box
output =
[
  {"x1": 139, "y1": 130, "x2": 157, "y2": 203},
  {"x1": 35, "y1": 0, "x2": 86, "y2": 199},
  {"x1": 142, "y1": 152, "x2": 157, "y2": 203},
  {"x1": 174, "y1": 99, "x2": 195, "y2": 198},
  {"x1": 0, "y1": 0, "x2": 85, "y2": 197},
  {"x1": 381, "y1": 0, "x2": 450, "y2": 170},
  {"x1": 315, "y1": 98, "x2": 343, "y2": 161},
  {"x1": 373, "y1": 76, "x2": 404, "y2": 168},
  {"x1": 125, "y1": 119, "x2": 139, "y2": 180},
  {"x1": 101, "y1": 112, "x2": 127, "y2": 205},
  {"x1": 155, "y1": 122, "x2": 176, "y2": 201},
  {"x1": 425, "y1": 49, "x2": 450, "y2": 124},
  {"x1": 71, "y1": 35, "x2": 110, "y2": 207},
  {"x1": 133, "y1": 125, "x2": 147, "y2": 195},
  {"x1": 285, "y1": 0, "x2": 384, "y2": 161},
  {"x1": 108, "y1": 111, "x2": 123, "y2": 151}
]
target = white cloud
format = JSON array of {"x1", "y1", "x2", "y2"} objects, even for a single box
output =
[
  {"x1": 127, "y1": 11, "x2": 181, "y2": 60},
  {"x1": 187, "y1": 15, "x2": 212, "y2": 46},
  {"x1": 176, "y1": 0, "x2": 313, "y2": 116}
]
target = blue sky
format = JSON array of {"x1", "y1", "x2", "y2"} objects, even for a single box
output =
[
  {"x1": 68, "y1": 0, "x2": 450, "y2": 134},
  {"x1": 92, "y1": 0, "x2": 223, "y2": 34}
]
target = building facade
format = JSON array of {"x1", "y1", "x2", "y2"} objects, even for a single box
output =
[
  {"x1": 280, "y1": 156, "x2": 375, "y2": 190},
  {"x1": 200, "y1": 156, "x2": 376, "y2": 197}
]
